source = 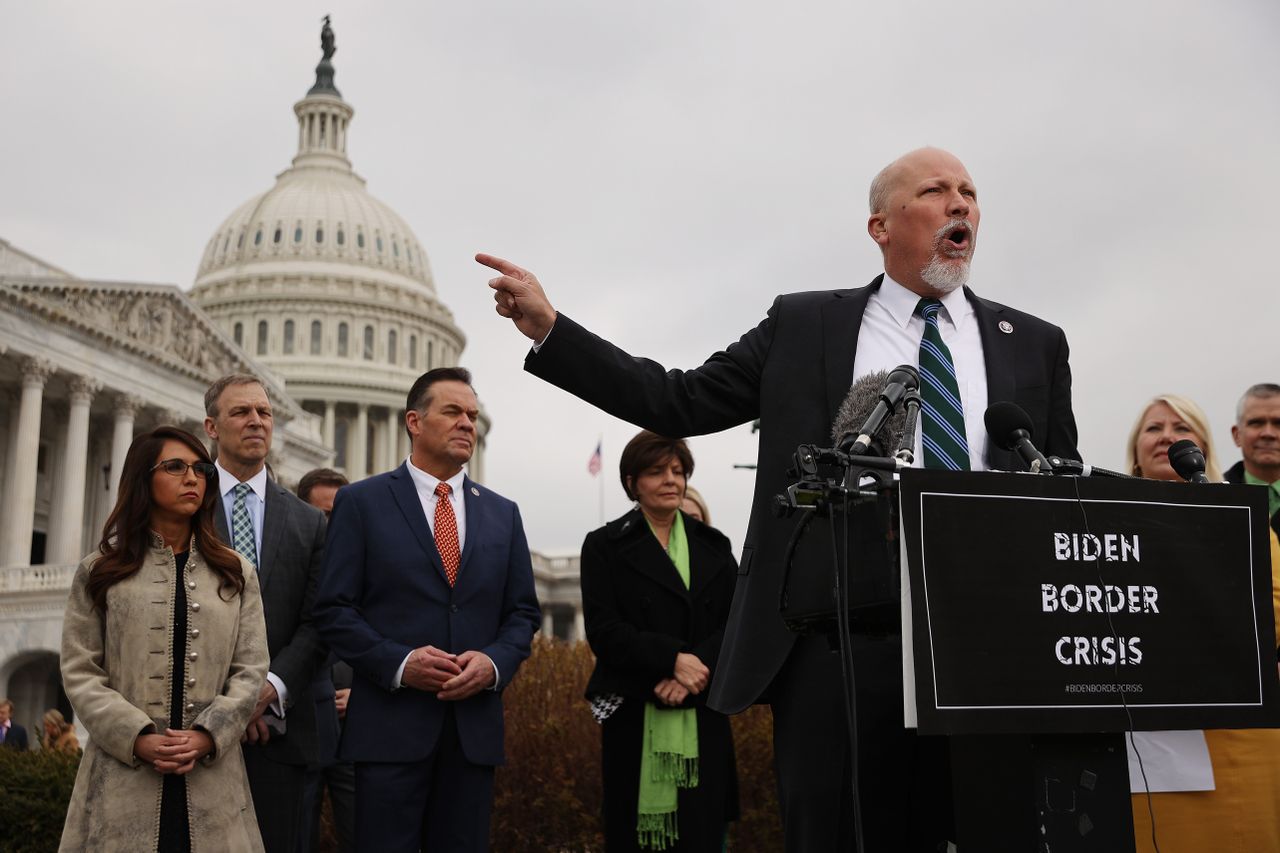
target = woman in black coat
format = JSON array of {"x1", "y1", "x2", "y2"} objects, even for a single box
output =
[{"x1": 582, "y1": 431, "x2": 739, "y2": 852}]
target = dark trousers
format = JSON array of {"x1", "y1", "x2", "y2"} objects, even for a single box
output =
[
  {"x1": 770, "y1": 633, "x2": 953, "y2": 853},
  {"x1": 298, "y1": 760, "x2": 356, "y2": 853},
  {"x1": 243, "y1": 746, "x2": 307, "y2": 853},
  {"x1": 353, "y1": 710, "x2": 494, "y2": 853}
]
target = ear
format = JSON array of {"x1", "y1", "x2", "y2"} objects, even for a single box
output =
[
  {"x1": 868, "y1": 212, "x2": 889, "y2": 247},
  {"x1": 405, "y1": 409, "x2": 420, "y2": 439},
  {"x1": 624, "y1": 475, "x2": 634, "y2": 498},
  {"x1": 1231, "y1": 424, "x2": 1242, "y2": 447},
  {"x1": 203, "y1": 416, "x2": 217, "y2": 440}
]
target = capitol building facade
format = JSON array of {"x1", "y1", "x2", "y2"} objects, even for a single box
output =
[{"x1": 0, "y1": 28, "x2": 581, "y2": 741}]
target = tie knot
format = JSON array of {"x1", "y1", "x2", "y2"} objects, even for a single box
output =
[
  {"x1": 234, "y1": 482, "x2": 252, "y2": 498},
  {"x1": 435, "y1": 482, "x2": 452, "y2": 498},
  {"x1": 916, "y1": 297, "x2": 943, "y2": 321}
]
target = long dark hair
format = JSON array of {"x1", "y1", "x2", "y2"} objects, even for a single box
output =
[{"x1": 89, "y1": 426, "x2": 245, "y2": 611}]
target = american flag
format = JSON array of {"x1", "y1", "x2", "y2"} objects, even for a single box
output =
[{"x1": 587, "y1": 440, "x2": 602, "y2": 476}]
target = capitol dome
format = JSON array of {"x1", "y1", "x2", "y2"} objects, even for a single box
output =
[{"x1": 191, "y1": 20, "x2": 485, "y2": 482}]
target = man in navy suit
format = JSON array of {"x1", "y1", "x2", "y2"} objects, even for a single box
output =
[
  {"x1": 314, "y1": 366, "x2": 541, "y2": 853},
  {"x1": 0, "y1": 699, "x2": 29, "y2": 750}
]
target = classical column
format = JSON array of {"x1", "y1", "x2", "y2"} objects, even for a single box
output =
[
  {"x1": 573, "y1": 607, "x2": 586, "y2": 644},
  {"x1": 321, "y1": 401, "x2": 336, "y2": 453},
  {"x1": 351, "y1": 403, "x2": 369, "y2": 480},
  {"x1": 0, "y1": 392, "x2": 22, "y2": 559},
  {"x1": 384, "y1": 409, "x2": 399, "y2": 471},
  {"x1": 370, "y1": 411, "x2": 387, "y2": 476},
  {"x1": 51, "y1": 377, "x2": 100, "y2": 564},
  {"x1": 2, "y1": 358, "x2": 54, "y2": 567},
  {"x1": 107, "y1": 394, "x2": 142, "y2": 512},
  {"x1": 541, "y1": 610, "x2": 554, "y2": 638}
]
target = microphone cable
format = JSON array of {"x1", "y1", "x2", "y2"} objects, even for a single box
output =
[
  {"x1": 1068, "y1": 474, "x2": 1161, "y2": 853},
  {"x1": 829, "y1": 488, "x2": 867, "y2": 853}
]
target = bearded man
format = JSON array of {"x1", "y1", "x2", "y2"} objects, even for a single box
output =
[{"x1": 480, "y1": 146, "x2": 1079, "y2": 852}]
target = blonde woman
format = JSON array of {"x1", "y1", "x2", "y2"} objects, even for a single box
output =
[{"x1": 1124, "y1": 395, "x2": 1280, "y2": 852}]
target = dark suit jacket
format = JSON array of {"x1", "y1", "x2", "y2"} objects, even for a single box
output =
[
  {"x1": 215, "y1": 478, "x2": 328, "y2": 765},
  {"x1": 581, "y1": 509, "x2": 737, "y2": 703},
  {"x1": 1225, "y1": 461, "x2": 1280, "y2": 538},
  {"x1": 313, "y1": 464, "x2": 541, "y2": 767},
  {"x1": 2, "y1": 722, "x2": 28, "y2": 750},
  {"x1": 527, "y1": 275, "x2": 1079, "y2": 714}
]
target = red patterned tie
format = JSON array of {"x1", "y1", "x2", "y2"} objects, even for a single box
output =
[{"x1": 434, "y1": 482, "x2": 460, "y2": 586}]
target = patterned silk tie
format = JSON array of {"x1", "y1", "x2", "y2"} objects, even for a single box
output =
[
  {"x1": 916, "y1": 298, "x2": 971, "y2": 471},
  {"x1": 231, "y1": 482, "x2": 258, "y2": 570},
  {"x1": 434, "y1": 482, "x2": 460, "y2": 586}
]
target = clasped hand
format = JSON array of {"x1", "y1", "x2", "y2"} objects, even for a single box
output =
[
  {"x1": 135, "y1": 729, "x2": 213, "y2": 775},
  {"x1": 655, "y1": 653, "x2": 711, "y2": 707},
  {"x1": 402, "y1": 645, "x2": 495, "y2": 701}
]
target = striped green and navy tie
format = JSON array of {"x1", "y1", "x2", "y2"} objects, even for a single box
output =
[{"x1": 916, "y1": 298, "x2": 971, "y2": 471}]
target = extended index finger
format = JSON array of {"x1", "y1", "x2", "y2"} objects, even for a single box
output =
[{"x1": 475, "y1": 253, "x2": 527, "y2": 279}]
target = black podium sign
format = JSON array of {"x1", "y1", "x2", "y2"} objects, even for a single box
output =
[{"x1": 900, "y1": 470, "x2": 1280, "y2": 734}]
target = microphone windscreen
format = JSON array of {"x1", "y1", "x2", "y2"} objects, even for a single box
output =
[
  {"x1": 831, "y1": 370, "x2": 909, "y2": 455},
  {"x1": 1168, "y1": 439, "x2": 1207, "y2": 481},
  {"x1": 984, "y1": 401, "x2": 1034, "y2": 451}
]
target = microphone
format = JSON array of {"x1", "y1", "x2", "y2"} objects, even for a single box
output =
[
  {"x1": 984, "y1": 401, "x2": 1053, "y2": 474},
  {"x1": 1168, "y1": 439, "x2": 1211, "y2": 484},
  {"x1": 831, "y1": 366, "x2": 917, "y2": 457}
]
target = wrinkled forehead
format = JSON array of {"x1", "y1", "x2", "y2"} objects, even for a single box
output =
[
  {"x1": 896, "y1": 149, "x2": 974, "y2": 189},
  {"x1": 219, "y1": 381, "x2": 270, "y2": 410}
]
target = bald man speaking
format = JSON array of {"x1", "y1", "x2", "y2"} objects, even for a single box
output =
[{"x1": 480, "y1": 147, "x2": 1079, "y2": 852}]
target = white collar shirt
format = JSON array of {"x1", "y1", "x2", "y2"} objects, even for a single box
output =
[
  {"x1": 850, "y1": 274, "x2": 990, "y2": 471},
  {"x1": 405, "y1": 459, "x2": 468, "y2": 552}
]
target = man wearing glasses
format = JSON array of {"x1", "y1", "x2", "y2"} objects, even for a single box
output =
[{"x1": 203, "y1": 373, "x2": 329, "y2": 853}]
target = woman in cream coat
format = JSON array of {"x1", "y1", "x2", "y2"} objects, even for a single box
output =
[{"x1": 59, "y1": 426, "x2": 269, "y2": 853}]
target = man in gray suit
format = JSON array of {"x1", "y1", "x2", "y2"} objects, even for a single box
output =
[{"x1": 204, "y1": 374, "x2": 328, "y2": 853}]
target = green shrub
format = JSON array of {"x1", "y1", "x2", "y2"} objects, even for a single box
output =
[
  {"x1": 494, "y1": 638, "x2": 782, "y2": 852},
  {"x1": 0, "y1": 747, "x2": 80, "y2": 853}
]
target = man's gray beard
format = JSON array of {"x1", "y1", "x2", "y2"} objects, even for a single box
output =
[{"x1": 920, "y1": 256, "x2": 969, "y2": 293}]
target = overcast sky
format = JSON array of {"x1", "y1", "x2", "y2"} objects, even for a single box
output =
[{"x1": 3, "y1": 1, "x2": 1277, "y2": 554}]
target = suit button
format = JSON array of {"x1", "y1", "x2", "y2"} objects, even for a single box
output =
[
  {"x1": 185, "y1": 703, "x2": 195, "y2": 712},
  {"x1": 188, "y1": 581, "x2": 196, "y2": 589},
  {"x1": 187, "y1": 677, "x2": 196, "y2": 687},
  {"x1": 189, "y1": 651, "x2": 198, "y2": 661},
  {"x1": 450, "y1": 605, "x2": 459, "y2": 613},
  {"x1": 190, "y1": 602, "x2": 200, "y2": 612},
  {"x1": 190, "y1": 628, "x2": 200, "y2": 638}
]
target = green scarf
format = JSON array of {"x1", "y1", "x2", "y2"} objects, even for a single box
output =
[{"x1": 637, "y1": 511, "x2": 699, "y2": 850}]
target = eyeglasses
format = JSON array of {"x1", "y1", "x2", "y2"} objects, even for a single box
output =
[{"x1": 151, "y1": 459, "x2": 217, "y2": 479}]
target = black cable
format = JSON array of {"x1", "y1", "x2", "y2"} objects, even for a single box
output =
[
  {"x1": 830, "y1": 488, "x2": 866, "y2": 853},
  {"x1": 1069, "y1": 475, "x2": 1159, "y2": 853}
]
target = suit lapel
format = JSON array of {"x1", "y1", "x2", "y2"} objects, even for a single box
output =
[
  {"x1": 457, "y1": 477, "x2": 481, "y2": 584},
  {"x1": 259, "y1": 482, "x2": 287, "y2": 591},
  {"x1": 969, "y1": 289, "x2": 1015, "y2": 409},
  {"x1": 822, "y1": 278, "x2": 879, "y2": 425},
  {"x1": 388, "y1": 464, "x2": 449, "y2": 584},
  {"x1": 687, "y1": 525, "x2": 727, "y2": 599},
  {"x1": 213, "y1": 495, "x2": 230, "y2": 544},
  {"x1": 615, "y1": 515, "x2": 689, "y2": 601}
]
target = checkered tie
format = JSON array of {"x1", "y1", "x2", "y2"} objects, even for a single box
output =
[
  {"x1": 434, "y1": 482, "x2": 460, "y2": 586},
  {"x1": 916, "y1": 298, "x2": 971, "y2": 471},
  {"x1": 231, "y1": 482, "x2": 258, "y2": 570}
]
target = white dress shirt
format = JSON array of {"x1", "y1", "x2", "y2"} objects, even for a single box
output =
[
  {"x1": 214, "y1": 460, "x2": 287, "y2": 713},
  {"x1": 850, "y1": 275, "x2": 990, "y2": 471},
  {"x1": 393, "y1": 459, "x2": 500, "y2": 690}
]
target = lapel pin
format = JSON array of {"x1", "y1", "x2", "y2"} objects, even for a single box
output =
[
  {"x1": 998, "y1": 320, "x2": 1014, "y2": 334},
  {"x1": 470, "y1": 486, "x2": 479, "y2": 496}
]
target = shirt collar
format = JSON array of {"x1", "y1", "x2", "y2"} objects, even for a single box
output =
[
  {"x1": 1244, "y1": 469, "x2": 1280, "y2": 490},
  {"x1": 215, "y1": 460, "x2": 269, "y2": 501},
  {"x1": 880, "y1": 273, "x2": 973, "y2": 328},
  {"x1": 406, "y1": 457, "x2": 467, "y2": 497}
]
